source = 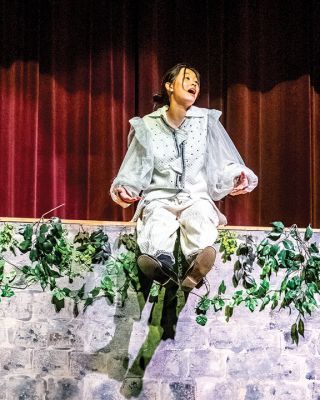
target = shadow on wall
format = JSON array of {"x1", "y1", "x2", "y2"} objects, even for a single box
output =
[
  {"x1": 87, "y1": 237, "x2": 190, "y2": 398},
  {"x1": 84, "y1": 275, "x2": 188, "y2": 398},
  {"x1": 97, "y1": 281, "x2": 187, "y2": 398}
]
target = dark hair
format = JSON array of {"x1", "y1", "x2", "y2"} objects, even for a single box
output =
[{"x1": 153, "y1": 63, "x2": 200, "y2": 109}]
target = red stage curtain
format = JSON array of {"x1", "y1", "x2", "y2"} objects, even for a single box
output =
[{"x1": 0, "y1": 0, "x2": 319, "y2": 227}]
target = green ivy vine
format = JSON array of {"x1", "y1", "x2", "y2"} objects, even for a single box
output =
[
  {"x1": 196, "y1": 222, "x2": 320, "y2": 345},
  {"x1": 0, "y1": 218, "x2": 140, "y2": 315},
  {"x1": 1, "y1": 218, "x2": 319, "y2": 345}
]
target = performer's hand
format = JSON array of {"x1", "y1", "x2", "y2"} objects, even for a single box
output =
[
  {"x1": 115, "y1": 186, "x2": 141, "y2": 203},
  {"x1": 230, "y1": 172, "x2": 249, "y2": 196}
]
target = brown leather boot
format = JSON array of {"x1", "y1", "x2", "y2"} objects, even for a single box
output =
[
  {"x1": 180, "y1": 246, "x2": 216, "y2": 292},
  {"x1": 137, "y1": 254, "x2": 177, "y2": 288}
]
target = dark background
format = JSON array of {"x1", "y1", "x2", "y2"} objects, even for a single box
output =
[{"x1": 1, "y1": 0, "x2": 319, "y2": 227}]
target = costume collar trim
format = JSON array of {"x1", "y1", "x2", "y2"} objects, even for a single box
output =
[{"x1": 148, "y1": 105, "x2": 206, "y2": 118}]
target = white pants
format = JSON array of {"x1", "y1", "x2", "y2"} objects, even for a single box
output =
[{"x1": 136, "y1": 197, "x2": 219, "y2": 263}]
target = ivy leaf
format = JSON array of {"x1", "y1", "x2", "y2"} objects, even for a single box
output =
[
  {"x1": 150, "y1": 282, "x2": 160, "y2": 298},
  {"x1": 283, "y1": 239, "x2": 294, "y2": 250},
  {"x1": 232, "y1": 275, "x2": 239, "y2": 287},
  {"x1": 271, "y1": 292, "x2": 279, "y2": 310},
  {"x1": 196, "y1": 315, "x2": 208, "y2": 326},
  {"x1": 48, "y1": 268, "x2": 61, "y2": 278},
  {"x1": 298, "y1": 319, "x2": 305, "y2": 337},
  {"x1": 304, "y1": 225, "x2": 313, "y2": 241},
  {"x1": 100, "y1": 276, "x2": 115, "y2": 303},
  {"x1": 49, "y1": 218, "x2": 63, "y2": 237},
  {"x1": 9, "y1": 245, "x2": 17, "y2": 256},
  {"x1": 259, "y1": 295, "x2": 270, "y2": 311},
  {"x1": 218, "y1": 280, "x2": 226, "y2": 295},
  {"x1": 84, "y1": 297, "x2": 94, "y2": 309},
  {"x1": 260, "y1": 263, "x2": 271, "y2": 279},
  {"x1": 100, "y1": 276, "x2": 114, "y2": 291},
  {"x1": 225, "y1": 305, "x2": 234, "y2": 322},
  {"x1": 104, "y1": 291, "x2": 115, "y2": 304},
  {"x1": 52, "y1": 288, "x2": 66, "y2": 300},
  {"x1": 1, "y1": 284, "x2": 14, "y2": 298},
  {"x1": 312, "y1": 254, "x2": 320, "y2": 262},
  {"x1": 105, "y1": 258, "x2": 118, "y2": 275},
  {"x1": 20, "y1": 224, "x2": 33, "y2": 240},
  {"x1": 197, "y1": 296, "x2": 211, "y2": 312},
  {"x1": 280, "y1": 280, "x2": 287, "y2": 292},
  {"x1": 51, "y1": 294, "x2": 65, "y2": 312},
  {"x1": 234, "y1": 260, "x2": 242, "y2": 271},
  {"x1": 0, "y1": 259, "x2": 5, "y2": 277},
  {"x1": 244, "y1": 275, "x2": 256, "y2": 287},
  {"x1": 271, "y1": 221, "x2": 285, "y2": 233},
  {"x1": 74, "y1": 231, "x2": 90, "y2": 243},
  {"x1": 29, "y1": 249, "x2": 39, "y2": 262},
  {"x1": 39, "y1": 224, "x2": 48, "y2": 234},
  {"x1": 234, "y1": 269, "x2": 243, "y2": 282},
  {"x1": 76, "y1": 284, "x2": 85, "y2": 300},
  {"x1": 237, "y1": 244, "x2": 249, "y2": 256},
  {"x1": 270, "y1": 245, "x2": 279, "y2": 257},
  {"x1": 42, "y1": 241, "x2": 54, "y2": 253},
  {"x1": 291, "y1": 323, "x2": 299, "y2": 345},
  {"x1": 37, "y1": 233, "x2": 46, "y2": 244},
  {"x1": 73, "y1": 303, "x2": 79, "y2": 317},
  {"x1": 287, "y1": 276, "x2": 300, "y2": 290},
  {"x1": 212, "y1": 298, "x2": 225, "y2": 311},
  {"x1": 307, "y1": 283, "x2": 318, "y2": 296},
  {"x1": 120, "y1": 233, "x2": 138, "y2": 252},
  {"x1": 262, "y1": 245, "x2": 272, "y2": 255},
  {"x1": 267, "y1": 232, "x2": 282, "y2": 241},
  {"x1": 309, "y1": 243, "x2": 319, "y2": 254},
  {"x1": 18, "y1": 240, "x2": 32, "y2": 253},
  {"x1": 232, "y1": 290, "x2": 244, "y2": 306},
  {"x1": 245, "y1": 297, "x2": 258, "y2": 312},
  {"x1": 268, "y1": 257, "x2": 278, "y2": 272},
  {"x1": 90, "y1": 287, "x2": 101, "y2": 298},
  {"x1": 278, "y1": 249, "x2": 289, "y2": 267},
  {"x1": 294, "y1": 254, "x2": 304, "y2": 263}
]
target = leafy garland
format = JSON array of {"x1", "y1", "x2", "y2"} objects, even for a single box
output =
[
  {"x1": 197, "y1": 222, "x2": 320, "y2": 345},
  {"x1": 0, "y1": 218, "x2": 139, "y2": 315},
  {"x1": 0, "y1": 218, "x2": 319, "y2": 345}
]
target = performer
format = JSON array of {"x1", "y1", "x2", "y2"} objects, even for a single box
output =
[{"x1": 110, "y1": 63, "x2": 258, "y2": 291}]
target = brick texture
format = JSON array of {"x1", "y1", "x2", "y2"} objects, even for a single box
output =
[{"x1": 0, "y1": 222, "x2": 319, "y2": 399}]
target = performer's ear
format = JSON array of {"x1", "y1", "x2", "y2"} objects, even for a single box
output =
[{"x1": 165, "y1": 82, "x2": 173, "y2": 93}]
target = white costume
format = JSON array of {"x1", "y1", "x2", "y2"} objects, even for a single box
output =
[{"x1": 111, "y1": 105, "x2": 258, "y2": 263}]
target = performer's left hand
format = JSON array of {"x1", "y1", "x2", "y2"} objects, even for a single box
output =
[{"x1": 230, "y1": 171, "x2": 249, "y2": 196}]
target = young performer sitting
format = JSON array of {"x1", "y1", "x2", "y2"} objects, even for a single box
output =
[{"x1": 110, "y1": 63, "x2": 258, "y2": 291}]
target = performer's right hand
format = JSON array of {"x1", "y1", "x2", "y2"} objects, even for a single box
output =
[
  {"x1": 115, "y1": 186, "x2": 141, "y2": 203},
  {"x1": 230, "y1": 171, "x2": 249, "y2": 196}
]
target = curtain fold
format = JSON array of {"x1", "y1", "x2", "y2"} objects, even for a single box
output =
[{"x1": 0, "y1": 0, "x2": 319, "y2": 226}]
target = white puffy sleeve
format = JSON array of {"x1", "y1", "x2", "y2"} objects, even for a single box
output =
[
  {"x1": 110, "y1": 117, "x2": 154, "y2": 208},
  {"x1": 205, "y1": 110, "x2": 258, "y2": 201}
]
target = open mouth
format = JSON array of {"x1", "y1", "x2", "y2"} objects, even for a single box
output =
[{"x1": 188, "y1": 88, "x2": 196, "y2": 95}]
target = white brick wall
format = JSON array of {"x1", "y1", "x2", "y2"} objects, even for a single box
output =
[{"x1": 0, "y1": 222, "x2": 319, "y2": 400}]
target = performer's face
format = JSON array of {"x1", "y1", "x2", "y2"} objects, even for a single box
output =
[{"x1": 166, "y1": 68, "x2": 200, "y2": 108}]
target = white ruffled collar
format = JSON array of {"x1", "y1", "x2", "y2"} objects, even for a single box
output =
[{"x1": 148, "y1": 105, "x2": 206, "y2": 118}]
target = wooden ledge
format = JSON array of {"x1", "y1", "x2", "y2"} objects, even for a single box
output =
[
  {"x1": 0, "y1": 217, "x2": 136, "y2": 227},
  {"x1": 1, "y1": 217, "x2": 319, "y2": 232}
]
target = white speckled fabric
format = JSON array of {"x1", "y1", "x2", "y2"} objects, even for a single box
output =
[{"x1": 110, "y1": 105, "x2": 258, "y2": 223}]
